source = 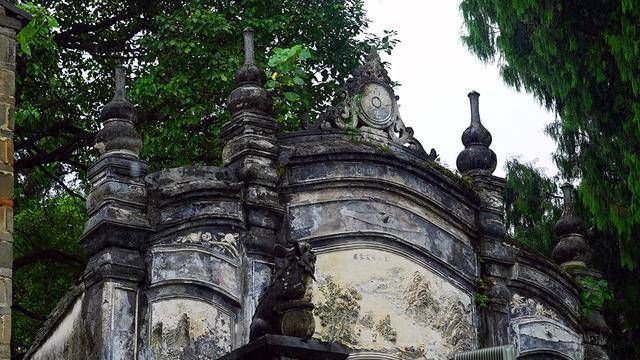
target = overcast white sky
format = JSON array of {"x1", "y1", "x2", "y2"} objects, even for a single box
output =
[{"x1": 364, "y1": 0, "x2": 558, "y2": 178}]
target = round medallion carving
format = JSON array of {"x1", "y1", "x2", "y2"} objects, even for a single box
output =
[{"x1": 358, "y1": 82, "x2": 397, "y2": 129}]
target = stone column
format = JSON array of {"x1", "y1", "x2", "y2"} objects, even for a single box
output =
[
  {"x1": 78, "y1": 67, "x2": 151, "y2": 359},
  {"x1": 0, "y1": 3, "x2": 29, "y2": 359},
  {"x1": 552, "y1": 184, "x2": 609, "y2": 359},
  {"x1": 222, "y1": 28, "x2": 283, "y2": 342},
  {"x1": 457, "y1": 91, "x2": 513, "y2": 347}
]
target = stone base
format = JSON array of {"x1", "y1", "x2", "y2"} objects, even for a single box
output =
[{"x1": 219, "y1": 335, "x2": 349, "y2": 360}]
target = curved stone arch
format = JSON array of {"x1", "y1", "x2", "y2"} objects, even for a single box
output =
[
  {"x1": 287, "y1": 197, "x2": 479, "y2": 279},
  {"x1": 349, "y1": 352, "x2": 402, "y2": 359},
  {"x1": 509, "y1": 316, "x2": 583, "y2": 360},
  {"x1": 311, "y1": 236, "x2": 477, "y2": 293},
  {"x1": 519, "y1": 350, "x2": 575, "y2": 360}
]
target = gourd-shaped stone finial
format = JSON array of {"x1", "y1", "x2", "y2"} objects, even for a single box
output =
[
  {"x1": 456, "y1": 91, "x2": 497, "y2": 175},
  {"x1": 552, "y1": 183, "x2": 592, "y2": 268},
  {"x1": 95, "y1": 66, "x2": 142, "y2": 157},
  {"x1": 228, "y1": 28, "x2": 271, "y2": 115}
]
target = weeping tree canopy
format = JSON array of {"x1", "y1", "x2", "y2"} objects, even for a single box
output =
[
  {"x1": 460, "y1": 0, "x2": 640, "y2": 270},
  {"x1": 460, "y1": 2, "x2": 640, "y2": 357},
  {"x1": 12, "y1": 0, "x2": 395, "y2": 355},
  {"x1": 503, "y1": 158, "x2": 561, "y2": 256}
]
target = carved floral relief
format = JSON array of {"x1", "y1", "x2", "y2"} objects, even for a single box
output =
[
  {"x1": 510, "y1": 293, "x2": 560, "y2": 321},
  {"x1": 176, "y1": 231, "x2": 240, "y2": 257}
]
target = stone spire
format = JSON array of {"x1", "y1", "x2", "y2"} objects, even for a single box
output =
[
  {"x1": 221, "y1": 28, "x2": 283, "y2": 343},
  {"x1": 456, "y1": 91, "x2": 497, "y2": 175},
  {"x1": 77, "y1": 65, "x2": 151, "y2": 358},
  {"x1": 552, "y1": 183, "x2": 592, "y2": 268},
  {"x1": 95, "y1": 66, "x2": 142, "y2": 157},
  {"x1": 81, "y1": 65, "x2": 151, "y2": 257},
  {"x1": 227, "y1": 28, "x2": 272, "y2": 115}
]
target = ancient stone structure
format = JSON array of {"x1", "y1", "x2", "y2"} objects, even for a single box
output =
[
  {"x1": 22, "y1": 28, "x2": 610, "y2": 360},
  {"x1": 0, "y1": 2, "x2": 29, "y2": 359}
]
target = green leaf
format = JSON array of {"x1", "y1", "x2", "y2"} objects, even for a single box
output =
[{"x1": 283, "y1": 92, "x2": 300, "y2": 101}]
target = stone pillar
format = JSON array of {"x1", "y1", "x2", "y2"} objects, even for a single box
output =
[
  {"x1": 457, "y1": 91, "x2": 513, "y2": 347},
  {"x1": 0, "y1": 3, "x2": 29, "y2": 359},
  {"x1": 78, "y1": 67, "x2": 151, "y2": 359},
  {"x1": 552, "y1": 184, "x2": 609, "y2": 359},
  {"x1": 222, "y1": 28, "x2": 283, "y2": 342}
]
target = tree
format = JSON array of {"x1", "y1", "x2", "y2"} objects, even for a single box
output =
[
  {"x1": 460, "y1": 2, "x2": 640, "y2": 357},
  {"x1": 501, "y1": 158, "x2": 640, "y2": 359},
  {"x1": 503, "y1": 158, "x2": 561, "y2": 256},
  {"x1": 459, "y1": 0, "x2": 640, "y2": 270},
  {"x1": 12, "y1": 0, "x2": 394, "y2": 356}
]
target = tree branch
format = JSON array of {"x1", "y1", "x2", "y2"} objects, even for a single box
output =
[
  {"x1": 12, "y1": 303, "x2": 46, "y2": 322},
  {"x1": 37, "y1": 164, "x2": 86, "y2": 202},
  {"x1": 13, "y1": 249, "x2": 84, "y2": 270}
]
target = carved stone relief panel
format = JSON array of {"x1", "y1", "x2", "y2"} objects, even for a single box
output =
[
  {"x1": 509, "y1": 317, "x2": 583, "y2": 360},
  {"x1": 312, "y1": 248, "x2": 477, "y2": 360},
  {"x1": 149, "y1": 299, "x2": 234, "y2": 360},
  {"x1": 150, "y1": 244, "x2": 241, "y2": 302},
  {"x1": 510, "y1": 293, "x2": 561, "y2": 323}
]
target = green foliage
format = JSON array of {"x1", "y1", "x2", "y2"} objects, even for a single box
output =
[
  {"x1": 579, "y1": 276, "x2": 613, "y2": 316},
  {"x1": 461, "y1": 3, "x2": 640, "y2": 356},
  {"x1": 502, "y1": 158, "x2": 640, "y2": 358},
  {"x1": 12, "y1": 195, "x2": 86, "y2": 354},
  {"x1": 10, "y1": 0, "x2": 394, "y2": 356},
  {"x1": 265, "y1": 45, "x2": 313, "y2": 131},
  {"x1": 503, "y1": 158, "x2": 561, "y2": 255},
  {"x1": 460, "y1": 0, "x2": 640, "y2": 270},
  {"x1": 475, "y1": 293, "x2": 489, "y2": 309},
  {"x1": 15, "y1": 3, "x2": 58, "y2": 56}
]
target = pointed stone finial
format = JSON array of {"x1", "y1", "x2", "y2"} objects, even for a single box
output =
[
  {"x1": 552, "y1": 183, "x2": 592, "y2": 268},
  {"x1": 100, "y1": 65, "x2": 135, "y2": 122},
  {"x1": 456, "y1": 91, "x2": 497, "y2": 175},
  {"x1": 233, "y1": 27, "x2": 265, "y2": 87},
  {"x1": 228, "y1": 28, "x2": 271, "y2": 114},
  {"x1": 95, "y1": 66, "x2": 142, "y2": 157},
  {"x1": 114, "y1": 65, "x2": 126, "y2": 100},
  {"x1": 243, "y1": 27, "x2": 256, "y2": 65}
]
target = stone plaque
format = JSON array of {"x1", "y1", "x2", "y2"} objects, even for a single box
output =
[
  {"x1": 312, "y1": 248, "x2": 476, "y2": 359},
  {"x1": 358, "y1": 82, "x2": 397, "y2": 129}
]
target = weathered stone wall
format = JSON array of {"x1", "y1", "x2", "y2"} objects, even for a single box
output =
[
  {"x1": 21, "y1": 34, "x2": 610, "y2": 360},
  {"x1": 141, "y1": 166, "x2": 247, "y2": 359},
  {"x1": 0, "y1": 4, "x2": 28, "y2": 358},
  {"x1": 280, "y1": 130, "x2": 481, "y2": 359},
  {"x1": 507, "y1": 252, "x2": 584, "y2": 359}
]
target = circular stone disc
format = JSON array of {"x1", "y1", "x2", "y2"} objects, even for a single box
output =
[{"x1": 359, "y1": 82, "x2": 397, "y2": 129}]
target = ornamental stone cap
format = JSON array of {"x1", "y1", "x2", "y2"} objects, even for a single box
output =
[
  {"x1": 555, "y1": 183, "x2": 586, "y2": 237},
  {"x1": 456, "y1": 91, "x2": 497, "y2": 174},
  {"x1": 227, "y1": 28, "x2": 272, "y2": 115},
  {"x1": 552, "y1": 183, "x2": 592, "y2": 267},
  {"x1": 315, "y1": 48, "x2": 435, "y2": 160},
  {"x1": 95, "y1": 66, "x2": 142, "y2": 157},
  {"x1": 233, "y1": 27, "x2": 265, "y2": 86},
  {"x1": 100, "y1": 66, "x2": 136, "y2": 122}
]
